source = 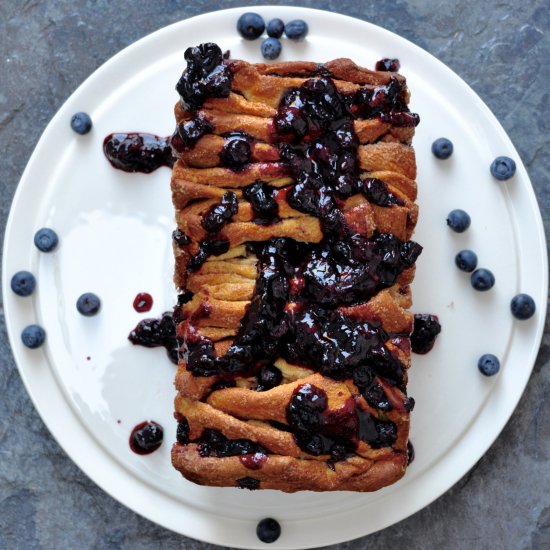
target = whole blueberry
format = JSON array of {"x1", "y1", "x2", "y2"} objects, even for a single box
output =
[
  {"x1": 70, "y1": 112, "x2": 92, "y2": 135},
  {"x1": 11, "y1": 271, "x2": 36, "y2": 297},
  {"x1": 455, "y1": 249, "x2": 478, "y2": 272},
  {"x1": 284, "y1": 19, "x2": 308, "y2": 40},
  {"x1": 261, "y1": 38, "x2": 282, "y2": 60},
  {"x1": 266, "y1": 18, "x2": 285, "y2": 38},
  {"x1": 432, "y1": 137, "x2": 453, "y2": 159},
  {"x1": 21, "y1": 324, "x2": 46, "y2": 349},
  {"x1": 34, "y1": 227, "x2": 59, "y2": 252},
  {"x1": 510, "y1": 293, "x2": 536, "y2": 320},
  {"x1": 256, "y1": 518, "x2": 281, "y2": 543},
  {"x1": 237, "y1": 12, "x2": 265, "y2": 40},
  {"x1": 478, "y1": 354, "x2": 500, "y2": 376},
  {"x1": 490, "y1": 156, "x2": 516, "y2": 180},
  {"x1": 76, "y1": 292, "x2": 101, "y2": 316},
  {"x1": 446, "y1": 209, "x2": 471, "y2": 233},
  {"x1": 471, "y1": 268, "x2": 495, "y2": 291}
]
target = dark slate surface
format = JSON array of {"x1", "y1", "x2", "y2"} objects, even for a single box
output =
[{"x1": 1, "y1": 1, "x2": 549, "y2": 549}]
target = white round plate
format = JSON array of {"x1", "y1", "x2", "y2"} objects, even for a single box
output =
[{"x1": 3, "y1": 6, "x2": 547, "y2": 549}]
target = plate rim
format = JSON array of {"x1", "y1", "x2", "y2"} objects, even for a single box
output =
[{"x1": 2, "y1": 5, "x2": 548, "y2": 549}]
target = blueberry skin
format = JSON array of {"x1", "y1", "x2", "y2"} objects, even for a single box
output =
[
  {"x1": 11, "y1": 271, "x2": 36, "y2": 297},
  {"x1": 34, "y1": 227, "x2": 59, "y2": 252},
  {"x1": 256, "y1": 518, "x2": 281, "y2": 543},
  {"x1": 237, "y1": 12, "x2": 265, "y2": 40},
  {"x1": 478, "y1": 354, "x2": 500, "y2": 376},
  {"x1": 446, "y1": 209, "x2": 471, "y2": 233},
  {"x1": 266, "y1": 18, "x2": 284, "y2": 38},
  {"x1": 510, "y1": 293, "x2": 536, "y2": 320},
  {"x1": 284, "y1": 19, "x2": 309, "y2": 40},
  {"x1": 432, "y1": 137, "x2": 453, "y2": 159},
  {"x1": 76, "y1": 293, "x2": 101, "y2": 316},
  {"x1": 455, "y1": 250, "x2": 478, "y2": 272},
  {"x1": 490, "y1": 156, "x2": 516, "y2": 180},
  {"x1": 21, "y1": 325, "x2": 46, "y2": 349},
  {"x1": 261, "y1": 38, "x2": 282, "y2": 60},
  {"x1": 70, "y1": 112, "x2": 92, "y2": 135},
  {"x1": 471, "y1": 268, "x2": 495, "y2": 291}
]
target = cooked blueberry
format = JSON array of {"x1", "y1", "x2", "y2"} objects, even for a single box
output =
[
  {"x1": 70, "y1": 112, "x2": 92, "y2": 135},
  {"x1": 176, "y1": 418, "x2": 190, "y2": 444},
  {"x1": 34, "y1": 228, "x2": 59, "y2": 252},
  {"x1": 256, "y1": 518, "x2": 281, "y2": 543},
  {"x1": 256, "y1": 364, "x2": 282, "y2": 391},
  {"x1": 11, "y1": 271, "x2": 36, "y2": 297},
  {"x1": 478, "y1": 354, "x2": 500, "y2": 376},
  {"x1": 21, "y1": 324, "x2": 46, "y2": 349},
  {"x1": 510, "y1": 293, "x2": 536, "y2": 320},
  {"x1": 130, "y1": 421, "x2": 163, "y2": 454},
  {"x1": 284, "y1": 19, "x2": 308, "y2": 40},
  {"x1": 375, "y1": 58, "x2": 400, "y2": 72},
  {"x1": 266, "y1": 18, "x2": 284, "y2": 38},
  {"x1": 261, "y1": 37, "x2": 282, "y2": 60},
  {"x1": 446, "y1": 209, "x2": 471, "y2": 233},
  {"x1": 455, "y1": 249, "x2": 478, "y2": 272},
  {"x1": 490, "y1": 156, "x2": 516, "y2": 180},
  {"x1": 471, "y1": 268, "x2": 495, "y2": 291},
  {"x1": 76, "y1": 292, "x2": 101, "y2": 316},
  {"x1": 431, "y1": 138, "x2": 453, "y2": 159},
  {"x1": 237, "y1": 12, "x2": 265, "y2": 40}
]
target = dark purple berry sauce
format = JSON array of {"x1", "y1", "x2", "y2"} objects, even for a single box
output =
[
  {"x1": 242, "y1": 181, "x2": 280, "y2": 225},
  {"x1": 128, "y1": 311, "x2": 179, "y2": 364},
  {"x1": 196, "y1": 429, "x2": 268, "y2": 458},
  {"x1": 201, "y1": 192, "x2": 238, "y2": 233},
  {"x1": 103, "y1": 133, "x2": 174, "y2": 173},
  {"x1": 133, "y1": 292, "x2": 153, "y2": 313},
  {"x1": 129, "y1": 421, "x2": 163, "y2": 455},
  {"x1": 220, "y1": 133, "x2": 252, "y2": 170},
  {"x1": 375, "y1": 58, "x2": 401, "y2": 72},
  {"x1": 172, "y1": 229, "x2": 190, "y2": 247},
  {"x1": 171, "y1": 113, "x2": 213, "y2": 153},
  {"x1": 411, "y1": 314, "x2": 441, "y2": 354},
  {"x1": 236, "y1": 476, "x2": 260, "y2": 490},
  {"x1": 175, "y1": 43, "x2": 232, "y2": 111}
]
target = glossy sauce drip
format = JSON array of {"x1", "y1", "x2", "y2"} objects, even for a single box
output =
[
  {"x1": 103, "y1": 133, "x2": 174, "y2": 173},
  {"x1": 242, "y1": 181, "x2": 280, "y2": 225},
  {"x1": 128, "y1": 311, "x2": 179, "y2": 364},
  {"x1": 133, "y1": 292, "x2": 153, "y2": 313},
  {"x1": 196, "y1": 429, "x2": 268, "y2": 458},
  {"x1": 171, "y1": 113, "x2": 213, "y2": 153},
  {"x1": 411, "y1": 314, "x2": 441, "y2": 354}
]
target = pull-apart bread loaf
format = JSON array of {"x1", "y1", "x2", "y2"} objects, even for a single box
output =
[{"x1": 170, "y1": 43, "x2": 421, "y2": 492}]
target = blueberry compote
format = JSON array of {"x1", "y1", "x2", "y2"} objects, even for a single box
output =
[
  {"x1": 220, "y1": 133, "x2": 252, "y2": 170},
  {"x1": 286, "y1": 383, "x2": 397, "y2": 458},
  {"x1": 175, "y1": 43, "x2": 232, "y2": 111},
  {"x1": 128, "y1": 312, "x2": 179, "y2": 364},
  {"x1": 196, "y1": 429, "x2": 268, "y2": 459},
  {"x1": 103, "y1": 133, "x2": 174, "y2": 173},
  {"x1": 201, "y1": 192, "x2": 238, "y2": 233},
  {"x1": 242, "y1": 181, "x2": 280, "y2": 225},
  {"x1": 129, "y1": 421, "x2": 163, "y2": 455},
  {"x1": 411, "y1": 314, "x2": 441, "y2": 354},
  {"x1": 171, "y1": 113, "x2": 213, "y2": 153}
]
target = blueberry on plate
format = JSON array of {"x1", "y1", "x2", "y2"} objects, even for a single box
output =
[
  {"x1": 432, "y1": 137, "x2": 453, "y2": 159},
  {"x1": 446, "y1": 209, "x2": 471, "y2": 233},
  {"x1": 490, "y1": 156, "x2": 516, "y2": 180},
  {"x1": 34, "y1": 227, "x2": 59, "y2": 252},
  {"x1": 130, "y1": 421, "x2": 163, "y2": 454},
  {"x1": 237, "y1": 12, "x2": 265, "y2": 40},
  {"x1": 261, "y1": 38, "x2": 282, "y2": 60},
  {"x1": 11, "y1": 271, "x2": 36, "y2": 297},
  {"x1": 510, "y1": 293, "x2": 536, "y2": 320},
  {"x1": 76, "y1": 292, "x2": 101, "y2": 316},
  {"x1": 21, "y1": 324, "x2": 46, "y2": 349},
  {"x1": 70, "y1": 112, "x2": 92, "y2": 135},
  {"x1": 478, "y1": 354, "x2": 500, "y2": 376},
  {"x1": 284, "y1": 19, "x2": 308, "y2": 40},
  {"x1": 470, "y1": 268, "x2": 495, "y2": 291},
  {"x1": 256, "y1": 518, "x2": 281, "y2": 543},
  {"x1": 455, "y1": 249, "x2": 478, "y2": 272},
  {"x1": 266, "y1": 18, "x2": 284, "y2": 38},
  {"x1": 375, "y1": 57, "x2": 400, "y2": 72}
]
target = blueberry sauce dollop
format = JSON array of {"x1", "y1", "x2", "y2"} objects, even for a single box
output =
[{"x1": 411, "y1": 314, "x2": 441, "y2": 354}]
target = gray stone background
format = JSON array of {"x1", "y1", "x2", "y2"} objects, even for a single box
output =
[{"x1": 1, "y1": 1, "x2": 549, "y2": 548}]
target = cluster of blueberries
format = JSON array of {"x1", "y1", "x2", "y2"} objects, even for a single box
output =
[
  {"x1": 11, "y1": 226, "x2": 101, "y2": 349},
  {"x1": 432, "y1": 137, "x2": 535, "y2": 376},
  {"x1": 237, "y1": 12, "x2": 308, "y2": 60}
]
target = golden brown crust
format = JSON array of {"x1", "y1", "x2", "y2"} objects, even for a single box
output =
[{"x1": 170, "y1": 52, "x2": 419, "y2": 492}]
